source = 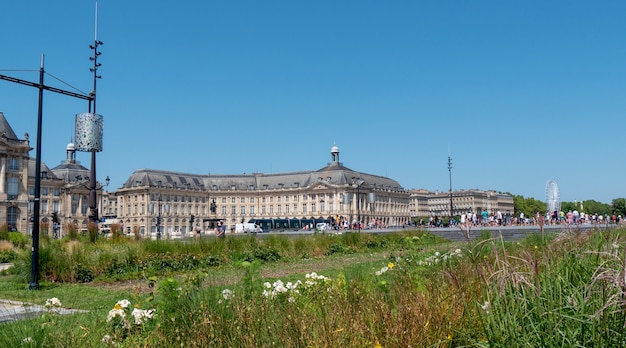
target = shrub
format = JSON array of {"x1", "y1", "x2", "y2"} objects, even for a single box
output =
[
  {"x1": 7, "y1": 233, "x2": 27, "y2": 249},
  {"x1": 325, "y1": 243, "x2": 352, "y2": 255},
  {"x1": 0, "y1": 249, "x2": 17, "y2": 263}
]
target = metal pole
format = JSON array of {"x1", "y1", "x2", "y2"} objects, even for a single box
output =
[
  {"x1": 448, "y1": 156, "x2": 453, "y2": 223},
  {"x1": 357, "y1": 184, "x2": 361, "y2": 232},
  {"x1": 29, "y1": 55, "x2": 45, "y2": 290}
]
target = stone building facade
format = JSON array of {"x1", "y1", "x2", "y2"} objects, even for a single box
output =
[
  {"x1": 113, "y1": 145, "x2": 411, "y2": 238},
  {"x1": 1, "y1": 110, "x2": 514, "y2": 238},
  {"x1": 0, "y1": 112, "x2": 109, "y2": 236},
  {"x1": 409, "y1": 188, "x2": 514, "y2": 220}
]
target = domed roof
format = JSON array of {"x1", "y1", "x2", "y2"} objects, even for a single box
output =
[
  {"x1": 66, "y1": 142, "x2": 76, "y2": 151},
  {"x1": 331, "y1": 144, "x2": 339, "y2": 153}
]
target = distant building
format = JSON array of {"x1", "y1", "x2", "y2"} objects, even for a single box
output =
[
  {"x1": 0, "y1": 112, "x2": 109, "y2": 236},
  {"x1": 114, "y1": 144, "x2": 411, "y2": 238},
  {"x1": 0, "y1": 111, "x2": 514, "y2": 238},
  {"x1": 409, "y1": 188, "x2": 514, "y2": 219}
]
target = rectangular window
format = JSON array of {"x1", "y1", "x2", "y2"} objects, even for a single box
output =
[
  {"x1": 270, "y1": 206, "x2": 274, "y2": 214},
  {"x1": 231, "y1": 205, "x2": 236, "y2": 215},
  {"x1": 250, "y1": 197, "x2": 255, "y2": 203},
  {"x1": 41, "y1": 188, "x2": 49, "y2": 196},
  {"x1": 231, "y1": 197, "x2": 236, "y2": 203},
  {"x1": 241, "y1": 197, "x2": 245, "y2": 203},
  {"x1": 293, "y1": 204, "x2": 297, "y2": 214},
  {"x1": 312, "y1": 203, "x2": 316, "y2": 213},
  {"x1": 41, "y1": 200, "x2": 48, "y2": 213},
  {"x1": 221, "y1": 206, "x2": 227, "y2": 215},
  {"x1": 302, "y1": 204, "x2": 307, "y2": 214},
  {"x1": 285, "y1": 205, "x2": 289, "y2": 214},
  {"x1": 7, "y1": 177, "x2": 18, "y2": 200},
  {"x1": 277, "y1": 205, "x2": 282, "y2": 214},
  {"x1": 241, "y1": 205, "x2": 246, "y2": 215},
  {"x1": 53, "y1": 201, "x2": 59, "y2": 213},
  {"x1": 250, "y1": 206, "x2": 255, "y2": 215},
  {"x1": 8, "y1": 158, "x2": 19, "y2": 171},
  {"x1": 320, "y1": 202, "x2": 325, "y2": 212}
]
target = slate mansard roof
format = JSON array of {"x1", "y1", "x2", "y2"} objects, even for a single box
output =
[{"x1": 121, "y1": 145, "x2": 406, "y2": 193}]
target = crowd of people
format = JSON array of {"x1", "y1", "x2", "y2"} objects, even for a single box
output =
[{"x1": 422, "y1": 210, "x2": 624, "y2": 228}]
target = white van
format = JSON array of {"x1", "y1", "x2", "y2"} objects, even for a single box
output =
[
  {"x1": 235, "y1": 223, "x2": 263, "y2": 233},
  {"x1": 315, "y1": 223, "x2": 328, "y2": 231}
]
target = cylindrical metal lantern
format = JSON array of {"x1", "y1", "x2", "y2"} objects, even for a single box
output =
[
  {"x1": 74, "y1": 112, "x2": 103, "y2": 152},
  {"x1": 368, "y1": 192, "x2": 376, "y2": 203},
  {"x1": 343, "y1": 194, "x2": 352, "y2": 205}
]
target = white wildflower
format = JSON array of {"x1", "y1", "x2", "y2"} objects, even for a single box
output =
[
  {"x1": 375, "y1": 266, "x2": 389, "y2": 276},
  {"x1": 107, "y1": 308, "x2": 126, "y2": 322},
  {"x1": 131, "y1": 308, "x2": 155, "y2": 325},
  {"x1": 480, "y1": 301, "x2": 491, "y2": 314},
  {"x1": 115, "y1": 299, "x2": 131, "y2": 309},
  {"x1": 222, "y1": 289, "x2": 234, "y2": 300},
  {"x1": 102, "y1": 334, "x2": 114, "y2": 344},
  {"x1": 45, "y1": 297, "x2": 62, "y2": 308}
]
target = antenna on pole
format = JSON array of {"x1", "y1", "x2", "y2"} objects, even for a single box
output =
[
  {"x1": 83, "y1": 0, "x2": 104, "y2": 223},
  {"x1": 89, "y1": 0, "x2": 102, "y2": 113},
  {"x1": 448, "y1": 151, "x2": 453, "y2": 221}
]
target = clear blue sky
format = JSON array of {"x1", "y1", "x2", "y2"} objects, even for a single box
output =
[{"x1": 1, "y1": 1, "x2": 624, "y2": 204}]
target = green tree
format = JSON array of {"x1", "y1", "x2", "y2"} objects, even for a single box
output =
[
  {"x1": 582, "y1": 200, "x2": 611, "y2": 216},
  {"x1": 611, "y1": 198, "x2": 626, "y2": 216},
  {"x1": 513, "y1": 195, "x2": 546, "y2": 218}
]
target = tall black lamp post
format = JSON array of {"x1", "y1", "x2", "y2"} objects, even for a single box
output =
[
  {"x1": 448, "y1": 156, "x2": 453, "y2": 223},
  {"x1": 1, "y1": 57, "x2": 93, "y2": 290},
  {"x1": 156, "y1": 181, "x2": 163, "y2": 239},
  {"x1": 353, "y1": 177, "x2": 364, "y2": 232}
]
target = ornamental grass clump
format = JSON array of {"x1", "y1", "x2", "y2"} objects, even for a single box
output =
[{"x1": 473, "y1": 229, "x2": 626, "y2": 347}]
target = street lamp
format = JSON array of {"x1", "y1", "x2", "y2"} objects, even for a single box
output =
[
  {"x1": 156, "y1": 181, "x2": 163, "y2": 239},
  {"x1": 448, "y1": 155, "x2": 453, "y2": 223},
  {"x1": 150, "y1": 180, "x2": 171, "y2": 240},
  {"x1": 352, "y1": 177, "x2": 364, "y2": 232}
]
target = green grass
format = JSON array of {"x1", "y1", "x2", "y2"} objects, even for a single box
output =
[{"x1": 2, "y1": 227, "x2": 626, "y2": 347}]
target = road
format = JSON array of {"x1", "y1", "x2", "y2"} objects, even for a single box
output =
[{"x1": 251, "y1": 223, "x2": 610, "y2": 242}]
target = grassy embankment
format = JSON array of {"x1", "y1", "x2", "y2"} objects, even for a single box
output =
[{"x1": 1, "y1": 227, "x2": 625, "y2": 347}]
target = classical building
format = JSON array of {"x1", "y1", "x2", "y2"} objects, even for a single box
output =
[
  {"x1": 409, "y1": 188, "x2": 514, "y2": 220},
  {"x1": 114, "y1": 144, "x2": 411, "y2": 238},
  {"x1": 1, "y1": 111, "x2": 514, "y2": 238},
  {"x1": 0, "y1": 112, "x2": 109, "y2": 236}
]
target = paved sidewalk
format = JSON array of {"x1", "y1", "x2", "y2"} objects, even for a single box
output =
[
  {"x1": 0, "y1": 264, "x2": 88, "y2": 323},
  {"x1": 0, "y1": 299, "x2": 88, "y2": 323}
]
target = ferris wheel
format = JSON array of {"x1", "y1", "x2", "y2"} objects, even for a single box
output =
[{"x1": 545, "y1": 179, "x2": 561, "y2": 213}]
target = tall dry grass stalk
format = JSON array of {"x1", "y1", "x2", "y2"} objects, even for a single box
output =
[{"x1": 0, "y1": 240, "x2": 12, "y2": 251}]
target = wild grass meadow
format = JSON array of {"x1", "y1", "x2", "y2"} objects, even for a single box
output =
[{"x1": 1, "y1": 227, "x2": 626, "y2": 347}]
